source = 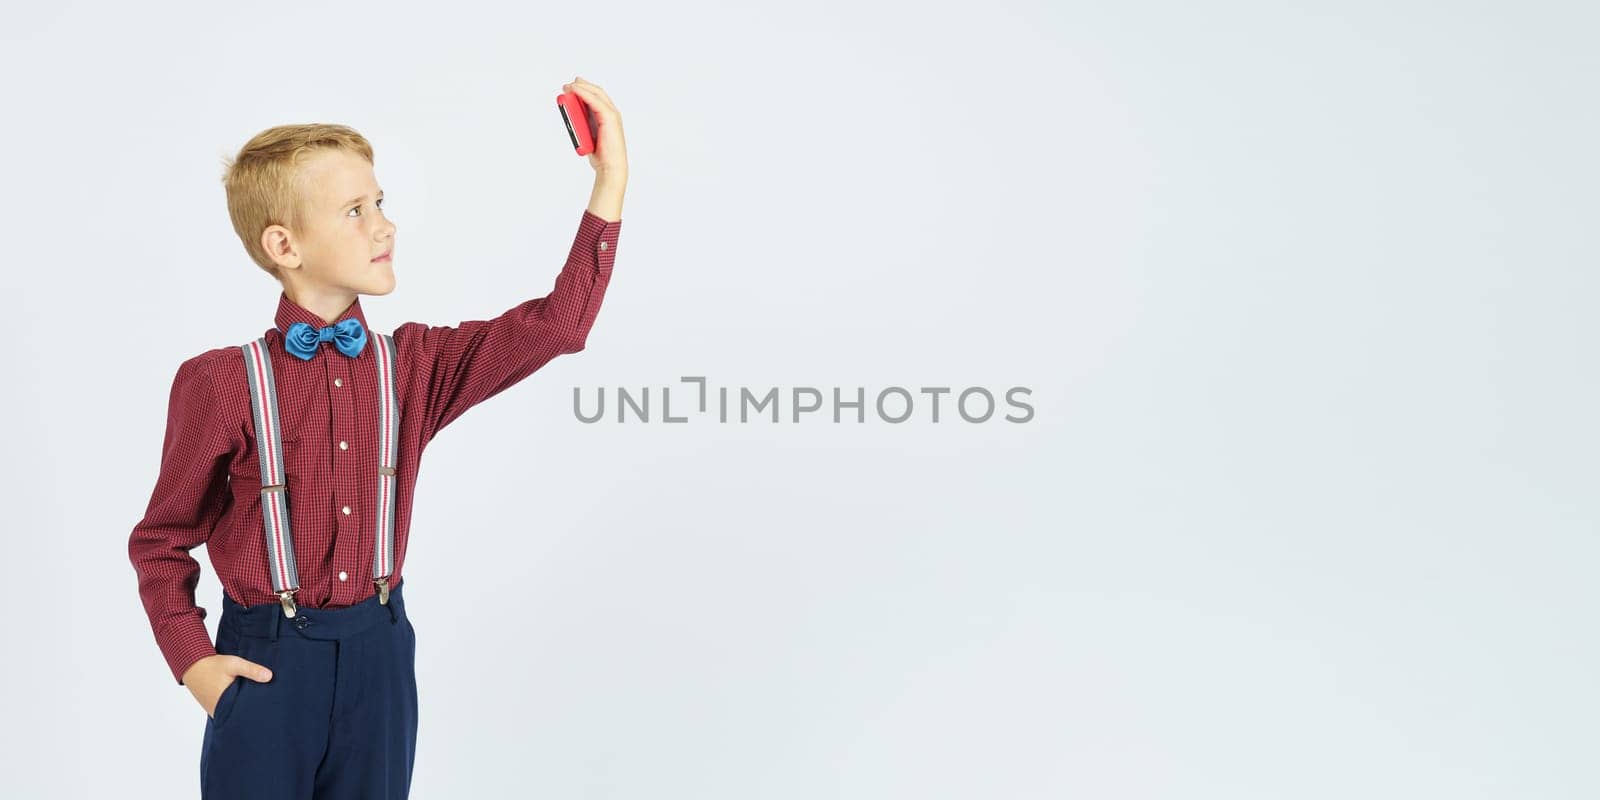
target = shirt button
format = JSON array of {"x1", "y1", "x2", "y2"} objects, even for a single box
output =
[
  {"x1": 339, "y1": 440, "x2": 348, "y2": 450},
  {"x1": 342, "y1": 505, "x2": 351, "y2": 516},
  {"x1": 334, "y1": 378, "x2": 343, "y2": 387},
  {"x1": 598, "y1": 241, "x2": 608, "y2": 251},
  {"x1": 338, "y1": 571, "x2": 348, "y2": 581}
]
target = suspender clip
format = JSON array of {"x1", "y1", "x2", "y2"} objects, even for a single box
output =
[
  {"x1": 278, "y1": 589, "x2": 298, "y2": 618},
  {"x1": 375, "y1": 577, "x2": 391, "y2": 605}
]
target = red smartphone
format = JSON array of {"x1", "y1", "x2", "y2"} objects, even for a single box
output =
[{"x1": 556, "y1": 90, "x2": 596, "y2": 156}]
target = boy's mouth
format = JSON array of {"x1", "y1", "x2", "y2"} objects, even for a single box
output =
[{"x1": 372, "y1": 250, "x2": 392, "y2": 263}]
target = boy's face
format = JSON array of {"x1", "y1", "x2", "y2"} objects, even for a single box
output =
[{"x1": 266, "y1": 148, "x2": 397, "y2": 296}]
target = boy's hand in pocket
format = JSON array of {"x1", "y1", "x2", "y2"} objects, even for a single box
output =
[{"x1": 183, "y1": 654, "x2": 273, "y2": 717}]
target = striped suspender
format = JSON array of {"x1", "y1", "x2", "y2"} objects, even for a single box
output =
[
  {"x1": 240, "y1": 333, "x2": 401, "y2": 618},
  {"x1": 241, "y1": 338, "x2": 298, "y2": 612},
  {"x1": 370, "y1": 333, "x2": 400, "y2": 605}
]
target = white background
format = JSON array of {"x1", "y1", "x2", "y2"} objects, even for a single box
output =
[{"x1": 1, "y1": 1, "x2": 1595, "y2": 797}]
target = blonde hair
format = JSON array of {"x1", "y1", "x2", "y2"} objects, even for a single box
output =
[{"x1": 220, "y1": 123, "x2": 375, "y2": 278}]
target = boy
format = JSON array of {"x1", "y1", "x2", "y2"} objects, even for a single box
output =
[{"x1": 127, "y1": 77, "x2": 627, "y2": 798}]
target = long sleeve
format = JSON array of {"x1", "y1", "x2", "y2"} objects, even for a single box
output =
[
  {"x1": 129, "y1": 355, "x2": 233, "y2": 685},
  {"x1": 402, "y1": 208, "x2": 621, "y2": 441}
]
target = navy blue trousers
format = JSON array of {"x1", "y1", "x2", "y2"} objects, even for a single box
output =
[{"x1": 199, "y1": 581, "x2": 418, "y2": 799}]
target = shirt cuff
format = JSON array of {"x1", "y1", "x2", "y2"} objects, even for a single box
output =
[
  {"x1": 577, "y1": 209, "x2": 622, "y2": 273},
  {"x1": 161, "y1": 613, "x2": 219, "y2": 686}
]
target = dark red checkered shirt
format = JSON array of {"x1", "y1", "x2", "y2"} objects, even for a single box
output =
[{"x1": 129, "y1": 208, "x2": 621, "y2": 684}]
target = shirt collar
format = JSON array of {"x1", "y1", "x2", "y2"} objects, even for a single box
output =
[{"x1": 272, "y1": 290, "x2": 371, "y2": 358}]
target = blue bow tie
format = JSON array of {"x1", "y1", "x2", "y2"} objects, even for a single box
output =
[{"x1": 283, "y1": 318, "x2": 368, "y2": 360}]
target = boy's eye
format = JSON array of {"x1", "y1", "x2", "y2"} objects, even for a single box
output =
[{"x1": 348, "y1": 198, "x2": 384, "y2": 218}]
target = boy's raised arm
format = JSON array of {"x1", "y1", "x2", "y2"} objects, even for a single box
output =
[
  {"x1": 128, "y1": 356, "x2": 233, "y2": 685},
  {"x1": 398, "y1": 207, "x2": 621, "y2": 441}
]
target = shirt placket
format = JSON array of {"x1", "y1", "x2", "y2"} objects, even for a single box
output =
[{"x1": 328, "y1": 348, "x2": 364, "y2": 606}]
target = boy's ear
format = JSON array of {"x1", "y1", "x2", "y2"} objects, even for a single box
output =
[{"x1": 261, "y1": 224, "x2": 301, "y2": 271}]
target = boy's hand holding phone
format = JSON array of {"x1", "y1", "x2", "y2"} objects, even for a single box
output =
[{"x1": 560, "y1": 76, "x2": 627, "y2": 222}]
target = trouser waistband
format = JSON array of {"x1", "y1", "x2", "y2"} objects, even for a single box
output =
[{"x1": 221, "y1": 582, "x2": 408, "y2": 642}]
